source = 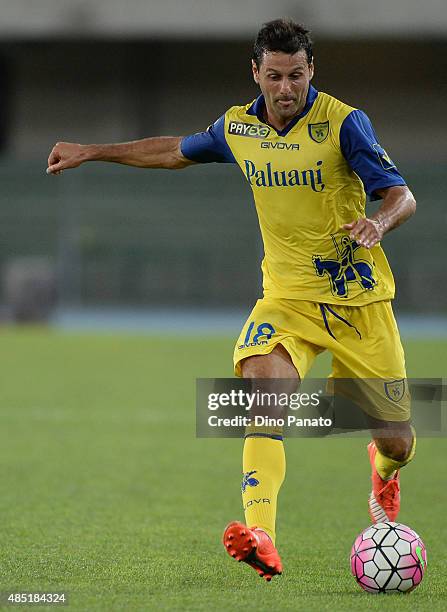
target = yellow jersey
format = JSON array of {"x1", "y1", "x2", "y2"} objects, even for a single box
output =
[{"x1": 181, "y1": 85, "x2": 406, "y2": 306}]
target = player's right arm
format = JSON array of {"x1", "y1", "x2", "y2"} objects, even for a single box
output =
[
  {"x1": 46, "y1": 136, "x2": 193, "y2": 175},
  {"x1": 46, "y1": 114, "x2": 235, "y2": 175}
]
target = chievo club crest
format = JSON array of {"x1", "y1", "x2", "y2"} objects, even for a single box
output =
[
  {"x1": 313, "y1": 235, "x2": 377, "y2": 298},
  {"x1": 384, "y1": 379, "x2": 406, "y2": 403},
  {"x1": 308, "y1": 121, "x2": 329, "y2": 143}
]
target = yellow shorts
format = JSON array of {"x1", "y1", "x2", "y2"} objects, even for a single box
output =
[{"x1": 233, "y1": 298, "x2": 410, "y2": 422}]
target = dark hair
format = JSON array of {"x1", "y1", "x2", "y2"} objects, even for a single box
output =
[{"x1": 253, "y1": 19, "x2": 313, "y2": 67}]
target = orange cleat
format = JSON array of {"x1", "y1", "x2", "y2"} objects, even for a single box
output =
[
  {"x1": 367, "y1": 441, "x2": 400, "y2": 523},
  {"x1": 222, "y1": 521, "x2": 282, "y2": 582}
]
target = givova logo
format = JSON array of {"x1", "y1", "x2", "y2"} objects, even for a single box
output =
[
  {"x1": 244, "y1": 498, "x2": 271, "y2": 510},
  {"x1": 228, "y1": 122, "x2": 270, "y2": 138},
  {"x1": 238, "y1": 321, "x2": 276, "y2": 349},
  {"x1": 261, "y1": 141, "x2": 300, "y2": 151}
]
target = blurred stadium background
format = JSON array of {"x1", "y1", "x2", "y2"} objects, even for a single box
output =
[
  {"x1": 0, "y1": 0, "x2": 445, "y2": 329},
  {"x1": 0, "y1": 3, "x2": 446, "y2": 610}
]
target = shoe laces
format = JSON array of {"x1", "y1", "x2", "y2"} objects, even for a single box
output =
[{"x1": 377, "y1": 478, "x2": 400, "y2": 509}]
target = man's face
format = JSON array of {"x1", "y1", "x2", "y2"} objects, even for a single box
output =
[{"x1": 252, "y1": 49, "x2": 314, "y2": 124}]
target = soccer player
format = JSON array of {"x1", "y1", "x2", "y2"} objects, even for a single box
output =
[{"x1": 47, "y1": 19, "x2": 417, "y2": 582}]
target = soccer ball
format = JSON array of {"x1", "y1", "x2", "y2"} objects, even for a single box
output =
[{"x1": 350, "y1": 522, "x2": 427, "y2": 593}]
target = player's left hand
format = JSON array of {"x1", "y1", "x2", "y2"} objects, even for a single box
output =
[{"x1": 342, "y1": 218, "x2": 385, "y2": 249}]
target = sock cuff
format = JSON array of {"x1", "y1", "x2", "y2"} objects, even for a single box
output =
[
  {"x1": 245, "y1": 423, "x2": 284, "y2": 438},
  {"x1": 375, "y1": 450, "x2": 402, "y2": 478},
  {"x1": 245, "y1": 433, "x2": 283, "y2": 441},
  {"x1": 402, "y1": 426, "x2": 417, "y2": 466},
  {"x1": 375, "y1": 428, "x2": 417, "y2": 478}
]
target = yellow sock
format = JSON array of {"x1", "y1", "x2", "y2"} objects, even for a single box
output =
[
  {"x1": 375, "y1": 428, "x2": 417, "y2": 480},
  {"x1": 242, "y1": 436, "x2": 285, "y2": 545}
]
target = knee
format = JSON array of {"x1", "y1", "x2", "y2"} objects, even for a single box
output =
[{"x1": 376, "y1": 436, "x2": 414, "y2": 462}]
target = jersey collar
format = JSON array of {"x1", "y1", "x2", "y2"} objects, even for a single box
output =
[{"x1": 247, "y1": 85, "x2": 318, "y2": 137}]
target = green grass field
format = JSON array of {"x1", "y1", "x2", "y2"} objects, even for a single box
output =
[{"x1": 0, "y1": 329, "x2": 446, "y2": 611}]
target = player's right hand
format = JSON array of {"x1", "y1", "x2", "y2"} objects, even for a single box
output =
[{"x1": 46, "y1": 142, "x2": 86, "y2": 175}]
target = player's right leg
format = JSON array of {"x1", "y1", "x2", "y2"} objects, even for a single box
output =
[
  {"x1": 223, "y1": 345, "x2": 299, "y2": 581},
  {"x1": 223, "y1": 299, "x2": 322, "y2": 580}
]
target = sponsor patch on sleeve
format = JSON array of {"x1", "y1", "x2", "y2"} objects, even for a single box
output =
[{"x1": 372, "y1": 143, "x2": 396, "y2": 170}]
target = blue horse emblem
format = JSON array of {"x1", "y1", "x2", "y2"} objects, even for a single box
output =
[
  {"x1": 313, "y1": 236, "x2": 377, "y2": 298},
  {"x1": 241, "y1": 470, "x2": 259, "y2": 493}
]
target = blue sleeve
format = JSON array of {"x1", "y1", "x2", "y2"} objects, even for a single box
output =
[
  {"x1": 340, "y1": 109, "x2": 406, "y2": 200},
  {"x1": 180, "y1": 115, "x2": 236, "y2": 164}
]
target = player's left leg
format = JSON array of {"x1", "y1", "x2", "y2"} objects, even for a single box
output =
[
  {"x1": 367, "y1": 417, "x2": 416, "y2": 523},
  {"x1": 327, "y1": 300, "x2": 414, "y2": 523}
]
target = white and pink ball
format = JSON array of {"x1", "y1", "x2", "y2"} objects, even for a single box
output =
[{"x1": 351, "y1": 522, "x2": 427, "y2": 593}]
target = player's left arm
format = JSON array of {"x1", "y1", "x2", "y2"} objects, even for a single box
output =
[
  {"x1": 340, "y1": 109, "x2": 416, "y2": 249},
  {"x1": 343, "y1": 185, "x2": 416, "y2": 249}
]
